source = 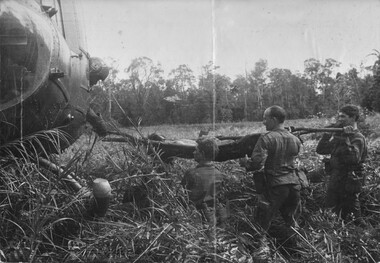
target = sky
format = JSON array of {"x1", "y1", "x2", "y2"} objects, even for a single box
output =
[{"x1": 79, "y1": 0, "x2": 380, "y2": 78}]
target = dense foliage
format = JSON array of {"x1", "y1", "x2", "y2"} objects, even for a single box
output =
[
  {"x1": 89, "y1": 55, "x2": 380, "y2": 126},
  {"x1": 1, "y1": 117, "x2": 380, "y2": 262}
]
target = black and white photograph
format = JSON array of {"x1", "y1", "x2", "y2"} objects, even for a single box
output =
[{"x1": 1, "y1": 0, "x2": 380, "y2": 262}]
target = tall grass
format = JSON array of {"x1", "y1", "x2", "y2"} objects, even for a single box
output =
[{"x1": 0, "y1": 115, "x2": 380, "y2": 262}]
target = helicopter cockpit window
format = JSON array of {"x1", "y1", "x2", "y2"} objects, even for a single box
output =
[{"x1": 0, "y1": 1, "x2": 52, "y2": 110}]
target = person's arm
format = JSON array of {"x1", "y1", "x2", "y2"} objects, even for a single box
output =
[
  {"x1": 181, "y1": 170, "x2": 194, "y2": 190},
  {"x1": 339, "y1": 135, "x2": 366, "y2": 165},
  {"x1": 183, "y1": 168, "x2": 209, "y2": 206},
  {"x1": 209, "y1": 170, "x2": 224, "y2": 198},
  {"x1": 316, "y1": 133, "x2": 333, "y2": 155},
  {"x1": 246, "y1": 136, "x2": 268, "y2": 172}
]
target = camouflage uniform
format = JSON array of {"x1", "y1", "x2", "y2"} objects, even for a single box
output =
[
  {"x1": 181, "y1": 162, "x2": 226, "y2": 226},
  {"x1": 316, "y1": 130, "x2": 367, "y2": 220},
  {"x1": 246, "y1": 129, "x2": 302, "y2": 231}
]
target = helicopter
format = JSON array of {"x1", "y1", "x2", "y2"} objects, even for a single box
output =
[{"x1": 0, "y1": 0, "x2": 109, "y2": 155}]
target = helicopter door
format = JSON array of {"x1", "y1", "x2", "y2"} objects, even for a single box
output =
[
  {"x1": 41, "y1": 0, "x2": 90, "y2": 91},
  {"x1": 41, "y1": 0, "x2": 87, "y2": 55}
]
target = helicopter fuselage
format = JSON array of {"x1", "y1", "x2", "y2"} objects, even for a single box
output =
[{"x1": 0, "y1": 0, "x2": 106, "y2": 152}]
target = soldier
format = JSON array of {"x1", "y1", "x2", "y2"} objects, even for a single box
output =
[
  {"x1": 181, "y1": 137, "x2": 227, "y2": 227},
  {"x1": 316, "y1": 105, "x2": 367, "y2": 224},
  {"x1": 240, "y1": 106, "x2": 301, "y2": 262},
  {"x1": 240, "y1": 106, "x2": 302, "y2": 259},
  {"x1": 240, "y1": 105, "x2": 302, "y2": 232}
]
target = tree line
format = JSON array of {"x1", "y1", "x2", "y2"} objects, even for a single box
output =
[{"x1": 89, "y1": 51, "x2": 380, "y2": 127}]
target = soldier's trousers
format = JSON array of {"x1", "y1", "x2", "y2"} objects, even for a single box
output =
[
  {"x1": 197, "y1": 202, "x2": 228, "y2": 227},
  {"x1": 325, "y1": 174, "x2": 362, "y2": 220},
  {"x1": 256, "y1": 184, "x2": 301, "y2": 232}
]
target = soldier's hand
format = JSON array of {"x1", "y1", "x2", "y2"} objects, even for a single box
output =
[
  {"x1": 343, "y1": 125, "x2": 355, "y2": 134},
  {"x1": 239, "y1": 154, "x2": 249, "y2": 167}
]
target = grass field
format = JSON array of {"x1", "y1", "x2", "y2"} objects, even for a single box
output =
[{"x1": 1, "y1": 115, "x2": 380, "y2": 262}]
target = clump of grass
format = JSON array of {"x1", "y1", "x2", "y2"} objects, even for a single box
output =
[{"x1": 0, "y1": 156, "x2": 87, "y2": 262}]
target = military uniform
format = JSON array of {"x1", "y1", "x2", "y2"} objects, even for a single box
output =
[
  {"x1": 316, "y1": 130, "x2": 367, "y2": 220},
  {"x1": 246, "y1": 129, "x2": 302, "y2": 231},
  {"x1": 181, "y1": 162, "x2": 226, "y2": 226}
]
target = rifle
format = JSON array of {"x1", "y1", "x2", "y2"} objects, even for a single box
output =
[{"x1": 286, "y1": 126, "x2": 344, "y2": 135}]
